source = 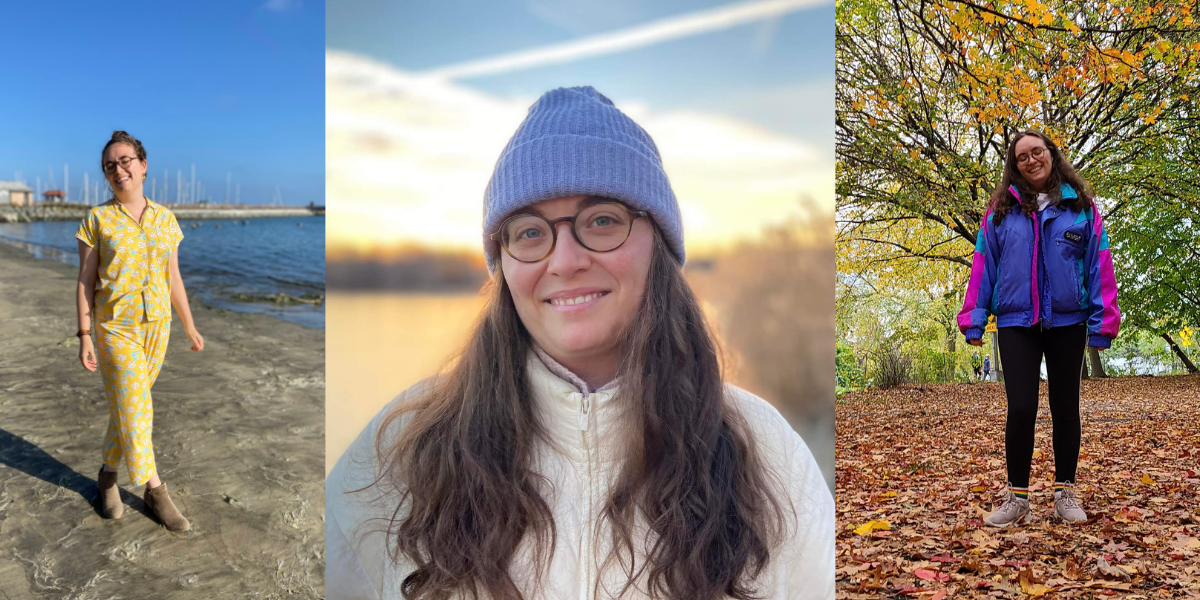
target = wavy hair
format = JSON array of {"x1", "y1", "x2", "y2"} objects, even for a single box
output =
[
  {"x1": 990, "y1": 129, "x2": 1093, "y2": 225},
  {"x1": 365, "y1": 228, "x2": 788, "y2": 600}
]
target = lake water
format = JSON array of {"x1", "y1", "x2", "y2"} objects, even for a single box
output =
[
  {"x1": 0, "y1": 216, "x2": 325, "y2": 328},
  {"x1": 326, "y1": 292, "x2": 487, "y2": 472}
]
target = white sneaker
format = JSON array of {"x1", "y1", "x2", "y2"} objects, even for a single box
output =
[
  {"x1": 984, "y1": 490, "x2": 1031, "y2": 527},
  {"x1": 1054, "y1": 487, "x2": 1087, "y2": 523}
]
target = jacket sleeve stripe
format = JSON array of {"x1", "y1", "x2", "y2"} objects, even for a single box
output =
[
  {"x1": 1089, "y1": 206, "x2": 1121, "y2": 339},
  {"x1": 958, "y1": 210, "x2": 994, "y2": 333}
]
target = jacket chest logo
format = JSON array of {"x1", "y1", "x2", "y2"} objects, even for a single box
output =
[{"x1": 1063, "y1": 231, "x2": 1082, "y2": 243}]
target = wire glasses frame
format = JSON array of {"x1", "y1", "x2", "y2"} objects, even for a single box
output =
[{"x1": 490, "y1": 201, "x2": 649, "y2": 263}]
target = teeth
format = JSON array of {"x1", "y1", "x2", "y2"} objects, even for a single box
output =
[{"x1": 550, "y1": 292, "x2": 603, "y2": 306}]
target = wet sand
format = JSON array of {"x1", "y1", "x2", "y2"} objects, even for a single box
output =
[{"x1": 0, "y1": 242, "x2": 324, "y2": 599}]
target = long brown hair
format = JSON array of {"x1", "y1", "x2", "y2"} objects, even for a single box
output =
[
  {"x1": 990, "y1": 129, "x2": 1093, "y2": 225},
  {"x1": 366, "y1": 229, "x2": 787, "y2": 600}
]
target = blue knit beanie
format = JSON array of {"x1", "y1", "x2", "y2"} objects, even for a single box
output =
[{"x1": 483, "y1": 86, "x2": 684, "y2": 271}]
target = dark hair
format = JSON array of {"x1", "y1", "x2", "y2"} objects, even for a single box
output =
[
  {"x1": 990, "y1": 129, "x2": 1093, "y2": 225},
  {"x1": 365, "y1": 229, "x2": 788, "y2": 600},
  {"x1": 100, "y1": 130, "x2": 147, "y2": 169}
]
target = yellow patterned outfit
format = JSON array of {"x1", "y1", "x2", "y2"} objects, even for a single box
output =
[{"x1": 76, "y1": 198, "x2": 184, "y2": 486}]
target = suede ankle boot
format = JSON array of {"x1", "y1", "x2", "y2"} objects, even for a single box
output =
[
  {"x1": 97, "y1": 467, "x2": 124, "y2": 519},
  {"x1": 144, "y1": 482, "x2": 190, "y2": 532}
]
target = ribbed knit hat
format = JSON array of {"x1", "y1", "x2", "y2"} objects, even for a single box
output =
[{"x1": 483, "y1": 86, "x2": 684, "y2": 271}]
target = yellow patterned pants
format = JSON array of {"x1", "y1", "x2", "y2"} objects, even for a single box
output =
[{"x1": 95, "y1": 315, "x2": 170, "y2": 486}]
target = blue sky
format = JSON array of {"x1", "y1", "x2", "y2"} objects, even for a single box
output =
[
  {"x1": 0, "y1": 1, "x2": 324, "y2": 206},
  {"x1": 326, "y1": 0, "x2": 834, "y2": 149}
]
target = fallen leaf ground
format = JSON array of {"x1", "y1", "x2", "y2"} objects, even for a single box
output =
[{"x1": 836, "y1": 375, "x2": 1200, "y2": 598}]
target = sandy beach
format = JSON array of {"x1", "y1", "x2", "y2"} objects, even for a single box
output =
[{"x1": 0, "y1": 242, "x2": 324, "y2": 599}]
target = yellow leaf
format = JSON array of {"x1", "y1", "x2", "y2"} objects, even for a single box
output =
[
  {"x1": 853, "y1": 520, "x2": 891, "y2": 535},
  {"x1": 971, "y1": 485, "x2": 987, "y2": 492},
  {"x1": 1141, "y1": 473, "x2": 1156, "y2": 485}
]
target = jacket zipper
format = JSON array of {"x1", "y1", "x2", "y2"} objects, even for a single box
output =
[{"x1": 577, "y1": 392, "x2": 594, "y2": 600}]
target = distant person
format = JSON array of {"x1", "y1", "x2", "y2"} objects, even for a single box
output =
[
  {"x1": 75, "y1": 131, "x2": 205, "y2": 532},
  {"x1": 971, "y1": 351, "x2": 982, "y2": 380},
  {"x1": 327, "y1": 87, "x2": 834, "y2": 599},
  {"x1": 982, "y1": 356, "x2": 992, "y2": 381},
  {"x1": 958, "y1": 129, "x2": 1120, "y2": 527}
]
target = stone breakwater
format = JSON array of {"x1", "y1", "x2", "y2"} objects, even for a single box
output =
[{"x1": 0, "y1": 203, "x2": 322, "y2": 223}]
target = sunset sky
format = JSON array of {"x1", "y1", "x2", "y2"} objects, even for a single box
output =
[{"x1": 326, "y1": 0, "x2": 833, "y2": 256}]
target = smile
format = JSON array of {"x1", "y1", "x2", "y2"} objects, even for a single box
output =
[
  {"x1": 117, "y1": 177, "x2": 131, "y2": 183},
  {"x1": 546, "y1": 291, "x2": 608, "y2": 307}
]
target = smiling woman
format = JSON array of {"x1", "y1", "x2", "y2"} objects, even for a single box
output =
[
  {"x1": 325, "y1": 86, "x2": 835, "y2": 600},
  {"x1": 76, "y1": 131, "x2": 205, "y2": 532}
]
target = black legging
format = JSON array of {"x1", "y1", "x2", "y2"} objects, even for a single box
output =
[{"x1": 996, "y1": 324, "x2": 1087, "y2": 488}]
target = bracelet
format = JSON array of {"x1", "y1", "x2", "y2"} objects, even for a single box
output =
[{"x1": 76, "y1": 329, "x2": 91, "y2": 337}]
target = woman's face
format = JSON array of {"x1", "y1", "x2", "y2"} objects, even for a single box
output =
[
  {"x1": 1014, "y1": 135, "x2": 1052, "y2": 191},
  {"x1": 501, "y1": 195, "x2": 654, "y2": 369},
  {"x1": 102, "y1": 143, "x2": 146, "y2": 195}
]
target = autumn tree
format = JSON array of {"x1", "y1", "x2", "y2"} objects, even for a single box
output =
[{"x1": 836, "y1": 0, "x2": 1200, "y2": 372}]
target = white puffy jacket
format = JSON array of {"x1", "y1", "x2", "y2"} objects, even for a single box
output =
[{"x1": 326, "y1": 353, "x2": 834, "y2": 599}]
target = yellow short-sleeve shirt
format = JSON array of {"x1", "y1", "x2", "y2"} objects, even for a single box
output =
[{"x1": 76, "y1": 197, "x2": 184, "y2": 323}]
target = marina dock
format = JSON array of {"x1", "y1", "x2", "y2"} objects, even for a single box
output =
[{"x1": 0, "y1": 203, "x2": 324, "y2": 223}]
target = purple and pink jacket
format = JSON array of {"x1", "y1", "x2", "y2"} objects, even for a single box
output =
[{"x1": 958, "y1": 183, "x2": 1121, "y2": 348}]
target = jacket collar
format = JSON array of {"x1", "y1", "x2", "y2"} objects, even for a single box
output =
[
  {"x1": 532, "y1": 344, "x2": 619, "y2": 394},
  {"x1": 1007, "y1": 182, "x2": 1078, "y2": 203},
  {"x1": 526, "y1": 350, "x2": 626, "y2": 463}
]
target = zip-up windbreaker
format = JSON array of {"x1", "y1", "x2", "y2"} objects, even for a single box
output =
[
  {"x1": 326, "y1": 352, "x2": 835, "y2": 599},
  {"x1": 958, "y1": 183, "x2": 1121, "y2": 348}
]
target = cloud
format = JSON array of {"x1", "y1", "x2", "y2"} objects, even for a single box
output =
[
  {"x1": 327, "y1": 50, "x2": 832, "y2": 252},
  {"x1": 261, "y1": 0, "x2": 301, "y2": 13},
  {"x1": 419, "y1": 0, "x2": 833, "y2": 80}
]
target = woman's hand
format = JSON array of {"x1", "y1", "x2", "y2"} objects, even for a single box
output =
[
  {"x1": 186, "y1": 326, "x2": 205, "y2": 351},
  {"x1": 967, "y1": 338, "x2": 984, "y2": 347},
  {"x1": 80, "y1": 336, "x2": 98, "y2": 371}
]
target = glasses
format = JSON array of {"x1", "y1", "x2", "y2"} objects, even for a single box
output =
[
  {"x1": 1015, "y1": 146, "x2": 1047, "y2": 164},
  {"x1": 102, "y1": 156, "x2": 140, "y2": 174},
  {"x1": 491, "y1": 201, "x2": 648, "y2": 263}
]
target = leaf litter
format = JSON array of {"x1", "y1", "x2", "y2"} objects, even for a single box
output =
[{"x1": 836, "y1": 375, "x2": 1200, "y2": 598}]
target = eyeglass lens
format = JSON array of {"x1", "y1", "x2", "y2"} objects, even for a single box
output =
[{"x1": 502, "y1": 204, "x2": 634, "y2": 261}]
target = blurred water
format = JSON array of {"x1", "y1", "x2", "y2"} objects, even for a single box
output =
[{"x1": 0, "y1": 217, "x2": 326, "y2": 328}]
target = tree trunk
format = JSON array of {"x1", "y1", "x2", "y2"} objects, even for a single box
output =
[
  {"x1": 1087, "y1": 346, "x2": 1107, "y2": 378},
  {"x1": 991, "y1": 331, "x2": 1002, "y2": 382},
  {"x1": 946, "y1": 328, "x2": 957, "y2": 382},
  {"x1": 1161, "y1": 333, "x2": 1200, "y2": 374},
  {"x1": 1081, "y1": 352, "x2": 1090, "y2": 379}
]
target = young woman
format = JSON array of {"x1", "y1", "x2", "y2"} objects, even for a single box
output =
[
  {"x1": 76, "y1": 131, "x2": 204, "y2": 532},
  {"x1": 327, "y1": 87, "x2": 834, "y2": 599},
  {"x1": 958, "y1": 129, "x2": 1121, "y2": 527}
]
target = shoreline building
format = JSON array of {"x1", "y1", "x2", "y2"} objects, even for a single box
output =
[{"x1": 0, "y1": 182, "x2": 35, "y2": 206}]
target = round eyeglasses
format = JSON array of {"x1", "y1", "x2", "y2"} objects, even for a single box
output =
[
  {"x1": 103, "y1": 156, "x2": 140, "y2": 174},
  {"x1": 1016, "y1": 146, "x2": 1046, "y2": 164},
  {"x1": 490, "y1": 201, "x2": 648, "y2": 263}
]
